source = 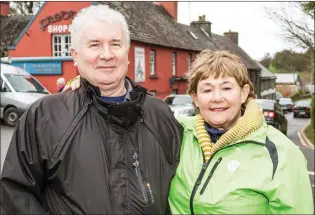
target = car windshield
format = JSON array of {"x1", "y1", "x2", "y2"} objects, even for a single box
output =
[
  {"x1": 295, "y1": 101, "x2": 310, "y2": 107},
  {"x1": 164, "y1": 96, "x2": 193, "y2": 106},
  {"x1": 256, "y1": 100, "x2": 275, "y2": 110},
  {"x1": 4, "y1": 74, "x2": 49, "y2": 94}
]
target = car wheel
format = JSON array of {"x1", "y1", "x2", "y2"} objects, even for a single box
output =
[{"x1": 3, "y1": 107, "x2": 19, "y2": 127}]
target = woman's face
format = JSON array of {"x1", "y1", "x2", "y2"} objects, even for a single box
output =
[{"x1": 192, "y1": 75, "x2": 249, "y2": 130}]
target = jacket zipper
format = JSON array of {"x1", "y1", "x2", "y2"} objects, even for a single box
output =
[
  {"x1": 199, "y1": 157, "x2": 222, "y2": 195},
  {"x1": 132, "y1": 151, "x2": 149, "y2": 205},
  {"x1": 189, "y1": 140, "x2": 264, "y2": 215}
]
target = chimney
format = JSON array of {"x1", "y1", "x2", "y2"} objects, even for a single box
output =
[
  {"x1": 224, "y1": 30, "x2": 239, "y2": 45},
  {"x1": 0, "y1": 2, "x2": 9, "y2": 16},
  {"x1": 190, "y1": 15, "x2": 212, "y2": 37},
  {"x1": 157, "y1": 2, "x2": 178, "y2": 21}
]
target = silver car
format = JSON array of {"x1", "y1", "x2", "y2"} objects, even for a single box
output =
[
  {"x1": 0, "y1": 63, "x2": 50, "y2": 126},
  {"x1": 163, "y1": 94, "x2": 195, "y2": 117}
]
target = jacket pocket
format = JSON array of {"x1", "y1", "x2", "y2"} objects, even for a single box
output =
[{"x1": 132, "y1": 151, "x2": 155, "y2": 206}]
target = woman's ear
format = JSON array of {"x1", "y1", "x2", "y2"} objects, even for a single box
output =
[
  {"x1": 191, "y1": 92, "x2": 198, "y2": 107},
  {"x1": 241, "y1": 84, "x2": 250, "y2": 104}
]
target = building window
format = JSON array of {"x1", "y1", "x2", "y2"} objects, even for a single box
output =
[
  {"x1": 172, "y1": 52, "x2": 176, "y2": 76},
  {"x1": 172, "y1": 89, "x2": 178, "y2": 94},
  {"x1": 150, "y1": 90, "x2": 156, "y2": 97},
  {"x1": 188, "y1": 53, "x2": 192, "y2": 72},
  {"x1": 150, "y1": 50, "x2": 156, "y2": 76},
  {"x1": 52, "y1": 34, "x2": 71, "y2": 57}
]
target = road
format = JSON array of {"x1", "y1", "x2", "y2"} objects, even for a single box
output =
[{"x1": 1, "y1": 112, "x2": 314, "y2": 205}]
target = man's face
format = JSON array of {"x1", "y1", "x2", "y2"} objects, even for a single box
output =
[{"x1": 71, "y1": 20, "x2": 129, "y2": 92}]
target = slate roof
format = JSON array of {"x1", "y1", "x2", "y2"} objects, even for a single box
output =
[
  {"x1": 1, "y1": 1, "x2": 260, "y2": 71},
  {"x1": 256, "y1": 61, "x2": 276, "y2": 79},
  {"x1": 97, "y1": 1, "x2": 260, "y2": 71},
  {"x1": 0, "y1": 15, "x2": 32, "y2": 57}
]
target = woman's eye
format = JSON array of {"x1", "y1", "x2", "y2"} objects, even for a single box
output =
[
  {"x1": 203, "y1": 89, "x2": 211, "y2": 93},
  {"x1": 223, "y1": 87, "x2": 231, "y2": 90}
]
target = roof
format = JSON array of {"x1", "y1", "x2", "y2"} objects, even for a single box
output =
[
  {"x1": 1, "y1": 1, "x2": 260, "y2": 71},
  {"x1": 275, "y1": 73, "x2": 298, "y2": 84},
  {"x1": 256, "y1": 61, "x2": 276, "y2": 78},
  {"x1": 0, "y1": 15, "x2": 33, "y2": 57}
]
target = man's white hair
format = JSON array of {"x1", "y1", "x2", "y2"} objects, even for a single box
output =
[{"x1": 70, "y1": 4, "x2": 130, "y2": 50}]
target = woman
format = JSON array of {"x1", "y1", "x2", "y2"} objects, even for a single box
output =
[{"x1": 64, "y1": 50, "x2": 313, "y2": 214}]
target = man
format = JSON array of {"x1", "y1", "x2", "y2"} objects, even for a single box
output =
[
  {"x1": 0, "y1": 5, "x2": 182, "y2": 214},
  {"x1": 56, "y1": 77, "x2": 66, "y2": 92}
]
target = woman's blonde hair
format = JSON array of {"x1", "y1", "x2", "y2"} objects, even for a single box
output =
[{"x1": 187, "y1": 50, "x2": 256, "y2": 113}]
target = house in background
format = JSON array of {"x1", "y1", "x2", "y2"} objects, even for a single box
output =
[
  {"x1": 1, "y1": 1, "x2": 261, "y2": 97},
  {"x1": 257, "y1": 61, "x2": 276, "y2": 100},
  {"x1": 275, "y1": 73, "x2": 301, "y2": 97}
]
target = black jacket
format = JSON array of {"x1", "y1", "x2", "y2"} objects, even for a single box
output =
[{"x1": 0, "y1": 78, "x2": 183, "y2": 214}]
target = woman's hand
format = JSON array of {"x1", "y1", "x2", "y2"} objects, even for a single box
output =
[{"x1": 62, "y1": 76, "x2": 81, "y2": 92}]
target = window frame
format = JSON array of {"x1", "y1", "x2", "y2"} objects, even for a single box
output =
[
  {"x1": 172, "y1": 52, "x2": 177, "y2": 76},
  {"x1": 52, "y1": 34, "x2": 71, "y2": 57},
  {"x1": 150, "y1": 50, "x2": 156, "y2": 76}
]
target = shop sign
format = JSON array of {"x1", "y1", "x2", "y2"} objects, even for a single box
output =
[
  {"x1": 47, "y1": 24, "x2": 72, "y2": 33},
  {"x1": 40, "y1": 10, "x2": 76, "y2": 31},
  {"x1": 11, "y1": 61, "x2": 62, "y2": 75}
]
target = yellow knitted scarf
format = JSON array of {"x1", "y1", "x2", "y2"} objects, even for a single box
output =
[{"x1": 195, "y1": 99, "x2": 264, "y2": 162}]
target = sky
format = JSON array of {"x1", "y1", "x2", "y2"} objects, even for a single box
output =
[{"x1": 177, "y1": 2, "x2": 312, "y2": 61}]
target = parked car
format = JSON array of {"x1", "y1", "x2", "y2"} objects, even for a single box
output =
[
  {"x1": 293, "y1": 100, "x2": 311, "y2": 118},
  {"x1": 256, "y1": 99, "x2": 288, "y2": 135},
  {"x1": 163, "y1": 94, "x2": 195, "y2": 117},
  {"x1": 279, "y1": 97, "x2": 294, "y2": 112},
  {"x1": 0, "y1": 63, "x2": 50, "y2": 126}
]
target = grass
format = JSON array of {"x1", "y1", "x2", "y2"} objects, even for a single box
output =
[{"x1": 304, "y1": 124, "x2": 314, "y2": 145}]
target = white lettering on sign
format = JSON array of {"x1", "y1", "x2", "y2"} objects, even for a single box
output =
[{"x1": 48, "y1": 24, "x2": 72, "y2": 33}]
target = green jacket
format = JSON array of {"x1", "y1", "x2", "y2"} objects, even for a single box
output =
[{"x1": 169, "y1": 116, "x2": 313, "y2": 214}]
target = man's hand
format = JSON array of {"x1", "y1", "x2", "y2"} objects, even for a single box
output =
[{"x1": 62, "y1": 76, "x2": 81, "y2": 92}]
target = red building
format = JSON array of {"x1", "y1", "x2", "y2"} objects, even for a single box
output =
[{"x1": 1, "y1": 1, "x2": 261, "y2": 99}]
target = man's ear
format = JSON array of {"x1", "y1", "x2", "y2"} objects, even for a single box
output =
[
  {"x1": 241, "y1": 84, "x2": 250, "y2": 104},
  {"x1": 191, "y1": 92, "x2": 198, "y2": 107},
  {"x1": 71, "y1": 49, "x2": 78, "y2": 66}
]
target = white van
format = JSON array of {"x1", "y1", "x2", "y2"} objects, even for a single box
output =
[{"x1": 0, "y1": 63, "x2": 50, "y2": 126}]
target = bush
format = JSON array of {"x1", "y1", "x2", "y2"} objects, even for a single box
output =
[
  {"x1": 311, "y1": 95, "x2": 314, "y2": 127},
  {"x1": 290, "y1": 90, "x2": 301, "y2": 102}
]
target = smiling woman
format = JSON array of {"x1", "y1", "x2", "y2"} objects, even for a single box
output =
[{"x1": 168, "y1": 49, "x2": 314, "y2": 214}]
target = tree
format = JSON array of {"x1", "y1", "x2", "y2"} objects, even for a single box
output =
[
  {"x1": 259, "y1": 53, "x2": 272, "y2": 68},
  {"x1": 9, "y1": 2, "x2": 43, "y2": 15},
  {"x1": 266, "y1": 2, "x2": 314, "y2": 51}
]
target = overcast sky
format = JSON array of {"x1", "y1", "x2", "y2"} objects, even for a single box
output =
[{"x1": 177, "y1": 2, "x2": 312, "y2": 61}]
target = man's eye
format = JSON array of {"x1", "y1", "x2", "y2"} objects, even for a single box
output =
[
  {"x1": 90, "y1": 44, "x2": 100, "y2": 48},
  {"x1": 112, "y1": 43, "x2": 121, "y2": 47}
]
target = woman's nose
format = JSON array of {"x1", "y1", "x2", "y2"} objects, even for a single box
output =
[{"x1": 211, "y1": 90, "x2": 224, "y2": 102}]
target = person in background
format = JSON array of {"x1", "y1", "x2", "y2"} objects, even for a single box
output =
[
  {"x1": 56, "y1": 77, "x2": 66, "y2": 92},
  {"x1": 0, "y1": 4, "x2": 182, "y2": 214}
]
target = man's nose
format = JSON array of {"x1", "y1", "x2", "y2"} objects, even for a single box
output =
[{"x1": 100, "y1": 45, "x2": 114, "y2": 60}]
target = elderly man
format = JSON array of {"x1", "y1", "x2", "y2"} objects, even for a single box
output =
[{"x1": 0, "y1": 5, "x2": 182, "y2": 214}]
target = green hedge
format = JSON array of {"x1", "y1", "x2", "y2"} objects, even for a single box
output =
[{"x1": 311, "y1": 95, "x2": 314, "y2": 127}]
